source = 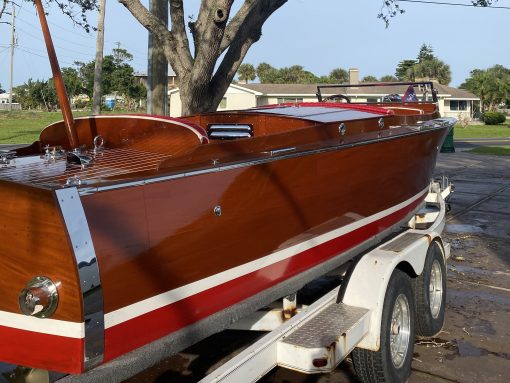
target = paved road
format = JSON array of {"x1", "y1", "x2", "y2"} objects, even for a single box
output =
[{"x1": 454, "y1": 138, "x2": 510, "y2": 150}]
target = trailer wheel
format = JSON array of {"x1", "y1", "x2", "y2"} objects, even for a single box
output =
[
  {"x1": 352, "y1": 269, "x2": 415, "y2": 383},
  {"x1": 413, "y1": 240, "x2": 446, "y2": 337}
]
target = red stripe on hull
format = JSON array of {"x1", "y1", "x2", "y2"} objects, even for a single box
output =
[
  {"x1": 104, "y1": 192, "x2": 424, "y2": 361},
  {"x1": 0, "y1": 325, "x2": 83, "y2": 373}
]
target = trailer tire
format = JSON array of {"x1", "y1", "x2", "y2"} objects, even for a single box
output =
[
  {"x1": 413, "y1": 240, "x2": 446, "y2": 337},
  {"x1": 352, "y1": 269, "x2": 415, "y2": 383}
]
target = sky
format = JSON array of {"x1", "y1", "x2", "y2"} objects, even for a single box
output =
[{"x1": 0, "y1": 0, "x2": 509, "y2": 90}]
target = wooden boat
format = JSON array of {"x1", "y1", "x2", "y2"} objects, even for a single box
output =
[{"x1": 0, "y1": 0, "x2": 454, "y2": 378}]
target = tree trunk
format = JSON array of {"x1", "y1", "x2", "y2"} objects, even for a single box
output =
[
  {"x1": 92, "y1": 0, "x2": 106, "y2": 115},
  {"x1": 179, "y1": 75, "x2": 215, "y2": 116},
  {"x1": 119, "y1": 0, "x2": 287, "y2": 115},
  {"x1": 147, "y1": 0, "x2": 168, "y2": 116}
]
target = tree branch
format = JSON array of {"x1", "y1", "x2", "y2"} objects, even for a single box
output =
[
  {"x1": 0, "y1": 0, "x2": 7, "y2": 21},
  {"x1": 220, "y1": 0, "x2": 286, "y2": 54},
  {"x1": 190, "y1": 0, "x2": 233, "y2": 83},
  {"x1": 210, "y1": 0, "x2": 286, "y2": 105},
  {"x1": 169, "y1": 0, "x2": 192, "y2": 65},
  {"x1": 119, "y1": 0, "x2": 192, "y2": 73},
  {"x1": 219, "y1": 0, "x2": 257, "y2": 53}
]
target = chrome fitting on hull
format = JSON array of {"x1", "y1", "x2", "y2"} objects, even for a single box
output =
[{"x1": 18, "y1": 277, "x2": 59, "y2": 318}]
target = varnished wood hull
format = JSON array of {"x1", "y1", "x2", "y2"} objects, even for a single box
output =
[
  {"x1": 0, "y1": 104, "x2": 449, "y2": 374},
  {"x1": 89, "y1": 128, "x2": 442, "y2": 362}
]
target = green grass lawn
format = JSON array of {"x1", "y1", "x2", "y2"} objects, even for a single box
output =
[
  {"x1": 0, "y1": 110, "x2": 90, "y2": 144},
  {"x1": 0, "y1": 110, "x2": 134, "y2": 144},
  {"x1": 468, "y1": 146, "x2": 510, "y2": 156},
  {"x1": 453, "y1": 123, "x2": 510, "y2": 139}
]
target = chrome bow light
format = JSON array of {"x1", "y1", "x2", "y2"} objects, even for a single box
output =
[{"x1": 19, "y1": 276, "x2": 59, "y2": 318}]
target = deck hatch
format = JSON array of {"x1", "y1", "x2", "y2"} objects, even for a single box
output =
[{"x1": 207, "y1": 124, "x2": 253, "y2": 140}]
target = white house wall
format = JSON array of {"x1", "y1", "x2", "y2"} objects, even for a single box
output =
[
  {"x1": 168, "y1": 85, "x2": 478, "y2": 122},
  {"x1": 441, "y1": 99, "x2": 473, "y2": 120},
  {"x1": 169, "y1": 92, "x2": 182, "y2": 117},
  {"x1": 220, "y1": 93, "x2": 256, "y2": 111},
  {"x1": 169, "y1": 86, "x2": 257, "y2": 117}
]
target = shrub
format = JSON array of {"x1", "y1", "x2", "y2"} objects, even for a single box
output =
[
  {"x1": 74, "y1": 99, "x2": 90, "y2": 109},
  {"x1": 482, "y1": 111, "x2": 506, "y2": 125}
]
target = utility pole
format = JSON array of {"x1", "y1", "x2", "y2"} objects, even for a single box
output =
[
  {"x1": 9, "y1": 5, "x2": 15, "y2": 112},
  {"x1": 147, "y1": 0, "x2": 168, "y2": 116},
  {"x1": 92, "y1": 0, "x2": 106, "y2": 115}
]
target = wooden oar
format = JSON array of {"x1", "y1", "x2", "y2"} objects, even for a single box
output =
[{"x1": 34, "y1": 0, "x2": 79, "y2": 149}]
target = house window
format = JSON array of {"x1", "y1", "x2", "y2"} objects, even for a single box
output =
[
  {"x1": 219, "y1": 97, "x2": 227, "y2": 109},
  {"x1": 277, "y1": 97, "x2": 303, "y2": 104},
  {"x1": 450, "y1": 100, "x2": 467, "y2": 111}
]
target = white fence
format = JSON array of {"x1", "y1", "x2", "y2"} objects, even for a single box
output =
[{"x1": 0, "y1": 103, "x2": 22, "y2": 111}]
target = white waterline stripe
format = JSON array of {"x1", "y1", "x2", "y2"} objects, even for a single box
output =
[
  {"x1": 0, "y1": 310, "x2": 84, "y2": 338},
  {"x1": 104, "y1": 187, "x2": 427, "y2": 329}
]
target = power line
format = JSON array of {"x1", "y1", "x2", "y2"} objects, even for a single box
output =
[
  {"x1": 15, "y1": 44, "x2": 89, "y2": 63},
  {"x1": 16, "y1": 16, "x2": 97, "y2": 49},
  {"x1": 16, "y1": 46, "x2": 76, "y2": 66},
  {"x1": 16, "y1": 26, "x2": 94, "y2": 57},
  {"x1": 16, "y1": 14, "x2": 148, "y2": 59},
  {"x1": 17, "y1": 4, "x2": 98, "y2": 41},
  {"x1": 18, "y1": 3, "x2": 148, "y2": 56},
  {"x1": 397, "y1": 0, "x2": 510, "y2": 9}
]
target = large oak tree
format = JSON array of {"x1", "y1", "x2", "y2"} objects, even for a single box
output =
[{"x1": 118, "y1": 0, "x2": 287, "y2": 116}]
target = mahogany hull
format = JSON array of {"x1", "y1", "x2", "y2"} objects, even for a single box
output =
[
  {"x1": 87, "y1": 129, "x2": 442, "y2": 362},
  {"x1": 0, "y1": 105, "x2": 449, "y2": 374}
]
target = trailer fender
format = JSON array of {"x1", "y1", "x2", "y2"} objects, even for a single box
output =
[{"x1": 341, "y1": 231, "x2": 443, "y2": 351}]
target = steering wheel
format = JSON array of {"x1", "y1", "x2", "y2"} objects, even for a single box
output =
[{"x1": 322, "y1": 94, "x2": 351, "y2": 103}]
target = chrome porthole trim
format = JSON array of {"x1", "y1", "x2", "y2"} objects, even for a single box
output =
[
  {"x1": 56, "y1": 187, "x2": 104, "y2": 370},
  {"x1": 19, "y1": 276, "x2": 59, "y2": 318},
  {"x1": 378, "y1": 117, "x2": 385, "y2": 129}
]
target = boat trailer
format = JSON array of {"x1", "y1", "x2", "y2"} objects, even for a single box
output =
[
  {"x1": 0, "y1": 179, "x2": 451, "y2": 383},
  {"x1": 198, "y1": 178, "x2": 452, "y2": 382}
]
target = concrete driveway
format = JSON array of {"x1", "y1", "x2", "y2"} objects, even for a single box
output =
[
  {"x1": 117, "y1": 151, "x2": 510, "y2": 382},
  {"x1": 454, "y1": 138, "x2": 510, "y2": 151}
]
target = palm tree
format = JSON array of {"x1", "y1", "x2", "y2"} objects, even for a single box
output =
[
  {"x1": 406, "y1": 58, "x2": 451, "y2": 85},
  {"x1": 238, "y1": 63, "x2": 256, "y2": 84}
]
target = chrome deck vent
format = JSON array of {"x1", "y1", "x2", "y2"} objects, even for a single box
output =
[{"x1": 208, "y1": 124, "x2": 253, "y2": 140}]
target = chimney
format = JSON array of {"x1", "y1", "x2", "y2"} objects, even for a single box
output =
[{"x1": 349, "y1": 68, "x2": 359, "y2": 85}]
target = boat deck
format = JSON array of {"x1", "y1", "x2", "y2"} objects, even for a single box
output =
[{"x1": 0, "y1": 147, "x2": 168, "y2": 189}]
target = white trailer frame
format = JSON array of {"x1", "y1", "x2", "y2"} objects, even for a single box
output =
[{"x1": 200, "y1": 180, "x2": 451, "y2": 382}]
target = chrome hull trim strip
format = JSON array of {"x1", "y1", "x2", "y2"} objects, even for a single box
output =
[
  {"x1": 79, "y1": 125, "x2": 447, "y2": 196},
  {"x1": 56, "y1": 188, "x2": 104, "y2": 370}
]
